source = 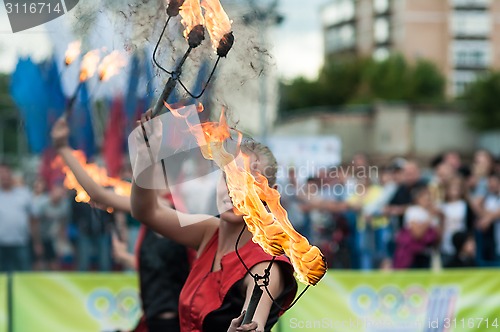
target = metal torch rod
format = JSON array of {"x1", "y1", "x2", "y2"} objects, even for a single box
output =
[
  {"x1": 152, "y1": 47, "x2": 192, "y2": 117},
  {"x1": 65, "y1": 81, "x2": 83, "y2": 117},
  {"x1": 242, "y1": 284, "x2": 264, "y2": 325}
]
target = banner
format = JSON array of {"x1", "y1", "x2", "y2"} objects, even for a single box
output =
[
  {"x1": 13, "y1": 273, "x2": 140, "y2": 332},
  {"x1": 278, "y1": 270, "x2": 500, "y2": 332},
  {"x1": 0, "y1": 274, "x2": 7, "y2": 332}
]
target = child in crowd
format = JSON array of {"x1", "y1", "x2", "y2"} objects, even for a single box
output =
[{"x1": 393, "y1": 187, "x2": 442, "y2": 269}]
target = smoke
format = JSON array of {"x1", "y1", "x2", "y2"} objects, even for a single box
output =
[
  {"x1": 67, "y1": 0, "x2": 278, "y2": 134},
  {"x1": 69, "y1": 0, "x2": 167, "y2": 51}
]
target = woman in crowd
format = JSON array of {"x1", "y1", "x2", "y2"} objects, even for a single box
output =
[
  {"x1": 476, "y1": 172, "x2": 500, "y2": 266},
  {"x1": 439, "y1": 177, "x2": 475, "y2": 266},
  {"x1": 131, "y1": 111, "x2": 297, "y2": 332},
  {"x1": 51, "y1": 117, "x2": 189, "y2": 332}
]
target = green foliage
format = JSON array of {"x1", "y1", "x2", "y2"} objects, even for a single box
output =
[
  {"x1": 462, "y1": 72, "x2": 500, "y2": 131},
  {"x1": 279, "y1": 54, "x2": 446, "y2": 115}
]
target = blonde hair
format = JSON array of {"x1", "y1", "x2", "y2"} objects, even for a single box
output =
[{"x1": 240, "y1": 140, "x2": 278, "y2": 187}]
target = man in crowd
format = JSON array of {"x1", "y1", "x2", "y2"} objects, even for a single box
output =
[{"x1": 0, "y1": 163, "x2": 37, "y2": 272}]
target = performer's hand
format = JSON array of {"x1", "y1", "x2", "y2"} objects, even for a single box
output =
[
  {"x1": 227, "y1": 311, "x2": 259, "y2": 332},
  {"x1": 51, "y1": 117, "x2": 70, "y2": 149},
  {"x1": 129, "y1": 108, "x2": 164, "y2": 184}
]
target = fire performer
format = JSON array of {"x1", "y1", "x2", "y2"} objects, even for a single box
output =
[
  {"x1": 131, "y1": 111, "x2": 298, "y2": 332},
  {"x1": 51, "y1": 117, "x2": 189, "y2": 332}
]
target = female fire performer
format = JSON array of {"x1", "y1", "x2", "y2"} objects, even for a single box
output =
[
  {"x1": 51, "y1": 117, "x2": 189, "y2": 332},
  {"x1": 131, "y1": 111, "x2": 297, "y2": 332}
]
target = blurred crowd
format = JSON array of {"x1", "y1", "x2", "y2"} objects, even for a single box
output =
[
  {"x1": 1, "y1": 148, "x2": 500, "y2": 272},
  {"x1": 0, "y1": 163, "x2": 133, "y2": 272},
  {"x1": 280, "y1": 149, "x2": 500, "y2": 270}
]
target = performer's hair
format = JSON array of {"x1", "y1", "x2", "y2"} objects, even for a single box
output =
[{"x1": 240, "y1": 140, "x2": 278, "y2": 187}]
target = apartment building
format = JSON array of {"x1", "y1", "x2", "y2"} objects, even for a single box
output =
[{"x1": 322, "y1": 0, "x2": 500, "y2": 95}]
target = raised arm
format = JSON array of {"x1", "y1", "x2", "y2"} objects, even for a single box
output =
[
  {"x1": 130, "y1": 112, "x2": 218, "y2": 250},
  {"x1": 51, "y1": 117, "x2": 130, "y2": 212}
]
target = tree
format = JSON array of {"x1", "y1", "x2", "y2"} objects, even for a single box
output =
[
  {"x1": 279, "y1": 53, "x2": 446, "y2": 115},
  {"x1": 408, "y1": 59, "x2": 446, "y2": 103},
  {"x1": 462, "y1": 72, "x2": 500, "y2": 131}
]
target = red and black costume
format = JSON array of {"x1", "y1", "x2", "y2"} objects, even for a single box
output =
[
  {"x1": 134, "y1": 193, "x2": 192, "y2": 332},
  {"x1": 179, "y1": 230, "x2": 297, "y2": 332}
]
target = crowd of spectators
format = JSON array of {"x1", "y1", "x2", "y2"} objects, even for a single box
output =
[
  {"x1": 0, "y1": 163, "x2": 122, "y2": 272},
  {"x1": 281, "y1": 149, "x2": 500, "y2": 270},
  {"x1": 1, "y1": 148, "x2": 499, "y2": 272}
]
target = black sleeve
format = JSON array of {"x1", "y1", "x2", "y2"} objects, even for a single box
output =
[{"x1": 465, "y1": 202, "x2": 476, "y2": 233}]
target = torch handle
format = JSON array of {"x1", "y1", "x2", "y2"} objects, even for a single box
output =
[
  {"x1": 152, "y1": 77, "x2": 177, "y2": 117},
  {"x1": 65, "y1": 82, "x2": 83, "y2": 117},
  {"x1": 242, "y1": 284, "x2": 264, "y2": 326},
  {"x1": 151, "y1": 47, "x2": 193, "y2": 118}
]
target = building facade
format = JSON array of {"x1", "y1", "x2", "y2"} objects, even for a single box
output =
[{"x1": 322, "y1": 0, "x2": 500, "y2": 96}]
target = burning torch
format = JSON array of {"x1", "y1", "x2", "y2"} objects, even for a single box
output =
[
  {"x1": 65, "y1": 49, "x2": 100, "y2": 116},
  {"x1": 150, "y1": 0, "x2": 234, "y2": 117}
]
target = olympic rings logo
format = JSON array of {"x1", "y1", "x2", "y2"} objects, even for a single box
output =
[
  {"x1": 350, "y1": 285, "x2": 429, "y2": 318},
  {"x1": 86, "y1": 288, "x2": 141, "y2": 320}
]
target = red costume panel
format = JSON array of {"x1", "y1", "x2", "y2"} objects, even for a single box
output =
[{"x1": 179, "y1": 230, "x2": 297, "y2": 332}]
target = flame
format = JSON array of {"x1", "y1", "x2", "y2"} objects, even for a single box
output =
[
  {"x1": 201, "y1": 0, "x2": 232, "y2": 51},
  {"x1": 53, "y1": 150, "x2": 131, "y2": 210},
  {"x1": 179, "y1": 0, "x2": 205, "y2": 41},
  {"x1": 98, "y1": 51, "x2": 127, "y2": 81},
  {"x1": 164, "y1": 104, "x2": 326, "y2": 286},
  {"x1": 79, "y1": 50, "x2": 100, "y2": 82},
  {"x1": 65, "y1": 41, "x2": 81, "y2": 66}
]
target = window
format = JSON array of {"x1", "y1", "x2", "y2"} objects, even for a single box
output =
[
  {"x1": 374, "y1": 0, "x2": 390, "y2": 14},
  {"x1": 451, "y1": 0, "x2": 489, "y2": 8},
  {"x1": 374, "y1": 17, "x2": 389, "y2": 43},
  {"x1": 452, "y1": 41, "x2": 491, "y2": 67},
  {"x1": 373, "y1": 47, "x2": 390, "y2": 61},
  {"x1": 322, "y1": 0, "x2": 355, "y2": 26},
  {"x1": 453, "y1": 70, "x2": 478, "y2": 95},
  {"x1": 452, "y1": 11, "x2": 490, "y2": 37},
  {"x1": 325, "y1": 25, "x2": 356, "y2": 52}
]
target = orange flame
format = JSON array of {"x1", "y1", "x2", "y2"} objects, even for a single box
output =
[
  {"x1": 165, "y1": 104, "x2": 326, "y2": 286},
  {"x1": 79, "y1": 50, "x2": 100, "y2": 82},
  {"x1": 179, "y1": 0, "x2": 205, "y2": 41},
  {"x1": 201, "y1": 0, "x2": 232, "y2": 51},
  {"x1": 53, "y1": 150, "x2": 131, "y2": 211},
  {"x1": 98, "y1": 51, "x2": 127, "y2": 81},
  {"x1": 65, "y1": 41, "x2": 81, "y2": 66}
]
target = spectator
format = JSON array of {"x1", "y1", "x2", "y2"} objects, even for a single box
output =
[
  {"x1": 298, "y1": 177, "x2": 322, "y2": 244},
  {"x1": 476, "y1": 172, "x2": 500, "y2": 266},
  {"x1": 439, "y1": 177, "x2": 475, "y2": 266},
  {"x1": 31, "y1": 178, "x2": 48, "y2": 270},
  {"x1": 34, "y1": 184, "x2": 70, "y2": 270},
  {"x1": 443, "y1": 151, "x2": 470, "y2": 178},
  {"x1": 280, "y1": 168, "x2": 307, "y2": 238},
  {"x1": 428, "y1": 161, "x2": 456, "y2": 205},
  {"x1": 393, "y1": 187, "x2": 441, "y2": 269},
  {"x1": 0, "y1": 163, "x2": 36, "y2": 272},
  {"x1": 445, "y1": 231, "x2": 477, "y2": 268},
  {"x1": 385, "y1": 160, "x2": 427, "y2": 228},
  {"x1": 347, "y1": 175, "x2": 390, "y2": 270},
  {"x1": 71, "y1": 193, "x2": 113, "y2": 271},
  {"x1": 469, "y1": 149, "x2": 495, "y2": 213}
]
